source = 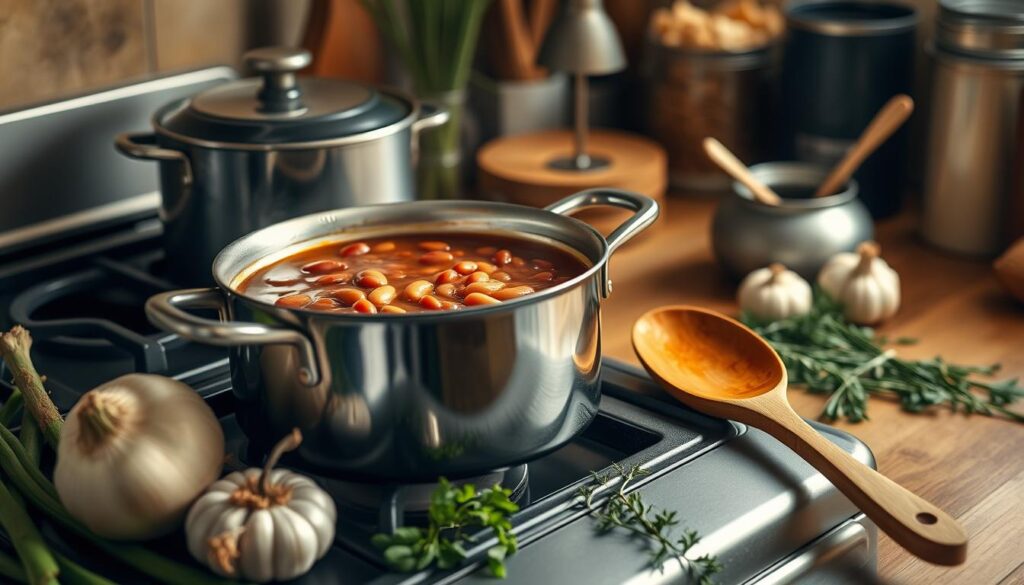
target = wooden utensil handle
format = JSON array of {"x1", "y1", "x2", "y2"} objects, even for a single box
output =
[
  {"x1": 751, "y1": 398, "x2": 967, "y2": 565},
  {"x1": 815, "y1": 94, "x2": 914, "y2": 197},
  {"x1": 703, "y1": 138, "x2": 781, "y2": 206}
]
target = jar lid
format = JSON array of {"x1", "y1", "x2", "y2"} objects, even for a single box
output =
[
  {"x1": 156, "y1": 47, "x2": 411, "y2": 149},
  {"x1": 937, "y1": 0, "x2": 1024, "y2": 59}
]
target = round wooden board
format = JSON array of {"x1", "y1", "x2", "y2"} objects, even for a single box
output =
[{"x1": 476, "y1": 129, "x2": 668, "y2": 237}]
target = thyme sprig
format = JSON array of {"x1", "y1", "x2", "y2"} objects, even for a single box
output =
[
  {"x1": 742, "y1": 293, "x2": 1024, "y2": 423},
  {"x1": 372, "y1": 478, "x2": 519, "y2": 578},
  {"x1": 577, "y1": 464, "x2": 723, "y2": 584}
]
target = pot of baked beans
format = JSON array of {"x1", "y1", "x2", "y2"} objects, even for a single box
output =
[{"x1": 145, "y1": 189, "x2": 658, "y2": 481}]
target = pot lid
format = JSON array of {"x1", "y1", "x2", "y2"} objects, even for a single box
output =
[{"x1": 157, "y1": 47, "x2": 411, "y2": 146}]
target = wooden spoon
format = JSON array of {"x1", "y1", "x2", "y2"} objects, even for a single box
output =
[
  {"x1": 703, "y1": 138, "x2": 781, "y2": 206},
  {"x1": 632, "y1": 306, "x2": 968, "y2": 566},
  {"x1": 815, "y1": 94, "x2": 915, "y2": 197}
]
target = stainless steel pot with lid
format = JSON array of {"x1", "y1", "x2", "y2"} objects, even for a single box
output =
[
  {"x1": 145, "y1": 189, "x2": 659, "y2": 480},
  {"x1": 115, "y1": 46, "x2": 449, "y2": 286}
]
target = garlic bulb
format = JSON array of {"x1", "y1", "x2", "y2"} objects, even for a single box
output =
[
  {"x1": 738, "y1": 263, "x2": 812, "y2": 321},
  {"x1": 54, "y1": 374, "x2": 224, "y2": 540},
  {"x1": 818, "y1": 241, "x2": 901, "y2": 325},
  {"x1": 185, "y1": 430, "x2": 336, "y2": 584}
]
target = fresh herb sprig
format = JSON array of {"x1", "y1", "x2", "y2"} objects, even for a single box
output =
[
  {"x1": 577, "y1": 464, "x2": 723, "y2": 585},
  {"x1": 372, "y1": 478, "x2": 519, "y2": 578},
  {"x1": 742, "y1": 293, "x2": 1024, "y2": 423}
]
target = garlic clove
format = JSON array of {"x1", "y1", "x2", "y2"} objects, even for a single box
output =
[
  {"x1": 239, "y1": 510, "x2": 276, "y2": 584},
  {"x1": 271, "y1": 506, "x2": 316, "y2": 581},
  {"x1": 290, "y1": 499, "x2": 337, "y2": 557}
]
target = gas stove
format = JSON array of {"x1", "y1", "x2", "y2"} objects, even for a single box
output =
[
  {"x1": 0, "y1": 70, "x2": 878, "y2": 585},
  {"x1": 0, "y1": 218, "x2": 878, "y2": 585}
]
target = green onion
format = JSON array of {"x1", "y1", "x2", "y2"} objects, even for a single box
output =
[
  {"x1": 53, "y1": 551, "x2": 117, "y2": 585},
  {"x1": 0, "y1": 477, "x2": 59, "y2": 585},
  {"x1": 19, "y1": 414, "x2": 41, "y2": 468},
  {"x1": 0, "y1": 391, "x2": 23, "y2": 428},
  {"x1": 0, "y1": 547, "x2": 27, "y2": 583}
]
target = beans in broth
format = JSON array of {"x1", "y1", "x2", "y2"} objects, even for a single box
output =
[{"x1": 239, "y1": 233, "x2": 590, "y2": 314}]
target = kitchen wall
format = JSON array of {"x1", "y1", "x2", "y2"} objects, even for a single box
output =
[{"x1": 0, "y1": 0, "x2": 310, "y2": 111}]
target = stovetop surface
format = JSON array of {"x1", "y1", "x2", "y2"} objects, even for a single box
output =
[{"x1": 0, "y1": 223, "x2": 878, "y2": 584}]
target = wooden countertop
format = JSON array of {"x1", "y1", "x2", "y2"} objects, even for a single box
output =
[{"x1": 599, "y1": 197, "x2": 1024, "y2": 584}]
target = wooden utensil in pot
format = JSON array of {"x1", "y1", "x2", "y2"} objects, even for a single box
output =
[{"x1": 815, "y1": 95, "x2": 914, "y2": 197}]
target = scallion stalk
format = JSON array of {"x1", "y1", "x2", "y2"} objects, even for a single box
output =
[{"x1": 0, "y1": 477, "x2": 59, "y2": 585}]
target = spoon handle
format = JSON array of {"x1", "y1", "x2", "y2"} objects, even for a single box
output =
[
  {"x1": 750, "y1": 396, "x2": 967, "y2": 565},
  {"x1": 815, "y1": 94, "x2": 914, "y2": 197},
  {"x1": 702, "y1": 138, "x2": 782, "y2": 206}
]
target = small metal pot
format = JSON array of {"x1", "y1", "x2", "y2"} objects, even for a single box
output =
[
  {"x1": 712, "y1": 162, "x2": 874, "y2": 279},
  {"x1": 115, "y1": 47, "x2": 448, "y2": 286},
  {"x1": 145, "y1": 190, "x2": 658, "y2": 481}
]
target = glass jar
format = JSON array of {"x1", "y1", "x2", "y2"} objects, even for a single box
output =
[{"x1": 643, "y1": 37, "x2": 779, "y2": 191}]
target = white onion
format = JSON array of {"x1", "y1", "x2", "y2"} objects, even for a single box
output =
[{"x1": 54, "y1": 374, "x2": 224, "y2": 540}]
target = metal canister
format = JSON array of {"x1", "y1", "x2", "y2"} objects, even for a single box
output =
[
  {"x1": 781, "y1": 1, "x2": 917, "y2": 218},
  {"x1": 921, "y1": 0, "x2": 1024, "y2": 256}
]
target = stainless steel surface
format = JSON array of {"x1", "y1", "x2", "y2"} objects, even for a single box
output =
[
  {"x1": 712, "y1": 162, "x2": 874, "y2": 278},
  {"x1": 0, "y1": 67, "x2": 236, "y2": 253},
  {"x1": 538, "y1": 0, "x2": 627, "y2": 76},
  {"x1": 748, "y1": 517, "x2": 876, "y2": 584},
  {"x1": 145, "y1": 190, "x2": 658, "y2": 479},
  {"x1": 922, "y1": 1, "x2": 1024, "y2": 255},
  {"x1": 936, "y1": 0, "x2": 1024, "y2": 59},
  {"x1": 453, "y1": 364, "x2": 878, "y2": 585}
]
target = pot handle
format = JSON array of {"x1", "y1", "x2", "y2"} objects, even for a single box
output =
[
  {"x1": 145, "y1": 288, "x2": 321, "y2": 386},
  {"x1": 546, "y1": 189, "x2": 659, "y2": 297},
  {"x1": 546, "y1": 189, "x2": 659, "y2": 254},
  {"x1": 115, "y1": 132, "x2": 193, "y2": 187},
  {"x1": 411, "y1": 101, "x2": 451, "y2": 137}
]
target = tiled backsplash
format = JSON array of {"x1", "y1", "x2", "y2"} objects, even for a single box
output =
[{"x1": 0, "y1": 0, "x2": 309, "y2": 111}]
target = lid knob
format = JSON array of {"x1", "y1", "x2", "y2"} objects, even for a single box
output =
[{"x1": 243, "y1": 47, "x2": 312, "y2": 113}]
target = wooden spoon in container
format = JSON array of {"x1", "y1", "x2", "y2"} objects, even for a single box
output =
[
  {"x1": 815, "y1": 94, "x2": 915, "y2": 197},
  {"x1": 703, "y1": 138, "x2": 781, "y2": 206},
  {"x1": 632, "y1": 306, "x2": 968, "y2": 566}
]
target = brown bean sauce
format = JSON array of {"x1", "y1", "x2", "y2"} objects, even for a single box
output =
[{"x1": 238, "y1": 233, "x2": 591, "y2": 314}]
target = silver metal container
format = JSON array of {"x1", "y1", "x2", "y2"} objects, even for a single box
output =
[
  {"x1": 922, "y1": 0, "x2": 1024, "y2": 255},
  {"x1": 115, "y1": 47, "x2": 448, "y2": 286},
  {"x1": 712, "y1": 162, "x2": 874, "y2": 278},
  {"x1": 145, "y1": 190, "x2": 658, "y2": 481}
]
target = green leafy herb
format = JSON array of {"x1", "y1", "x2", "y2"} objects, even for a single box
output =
[
  {"x1": 372, "y1": 478, "x2": 519, "y2": 578},
  {"x1": 577, "y1": 464, "x2": 723, "y2": 585},
  {"x1": 742, "y1": 292, "x2": 1024, "y2": 423}
]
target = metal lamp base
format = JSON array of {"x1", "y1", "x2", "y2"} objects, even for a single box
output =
[{"x1": 547, "y1": 155, "x2": 611, "y2": 172}]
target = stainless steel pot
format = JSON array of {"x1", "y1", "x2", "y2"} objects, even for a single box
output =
[
  {"x1": 145, "y1": 190, "x2": 658, "y2": 481},
  {"x1": 712, "y1": 162, "x2": 874, "y2": 279},
  {"x1": 115, "y1": 47, "x2": 448, "y2": 286}
]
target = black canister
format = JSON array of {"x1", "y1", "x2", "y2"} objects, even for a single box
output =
[{"x1": 781, "y1": 1, "x2": 917, "y2": 218}]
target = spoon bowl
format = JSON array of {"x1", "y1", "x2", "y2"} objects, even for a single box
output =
[{"x1": 633, "y1": 305, "x2": 968, "y2": 566}]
